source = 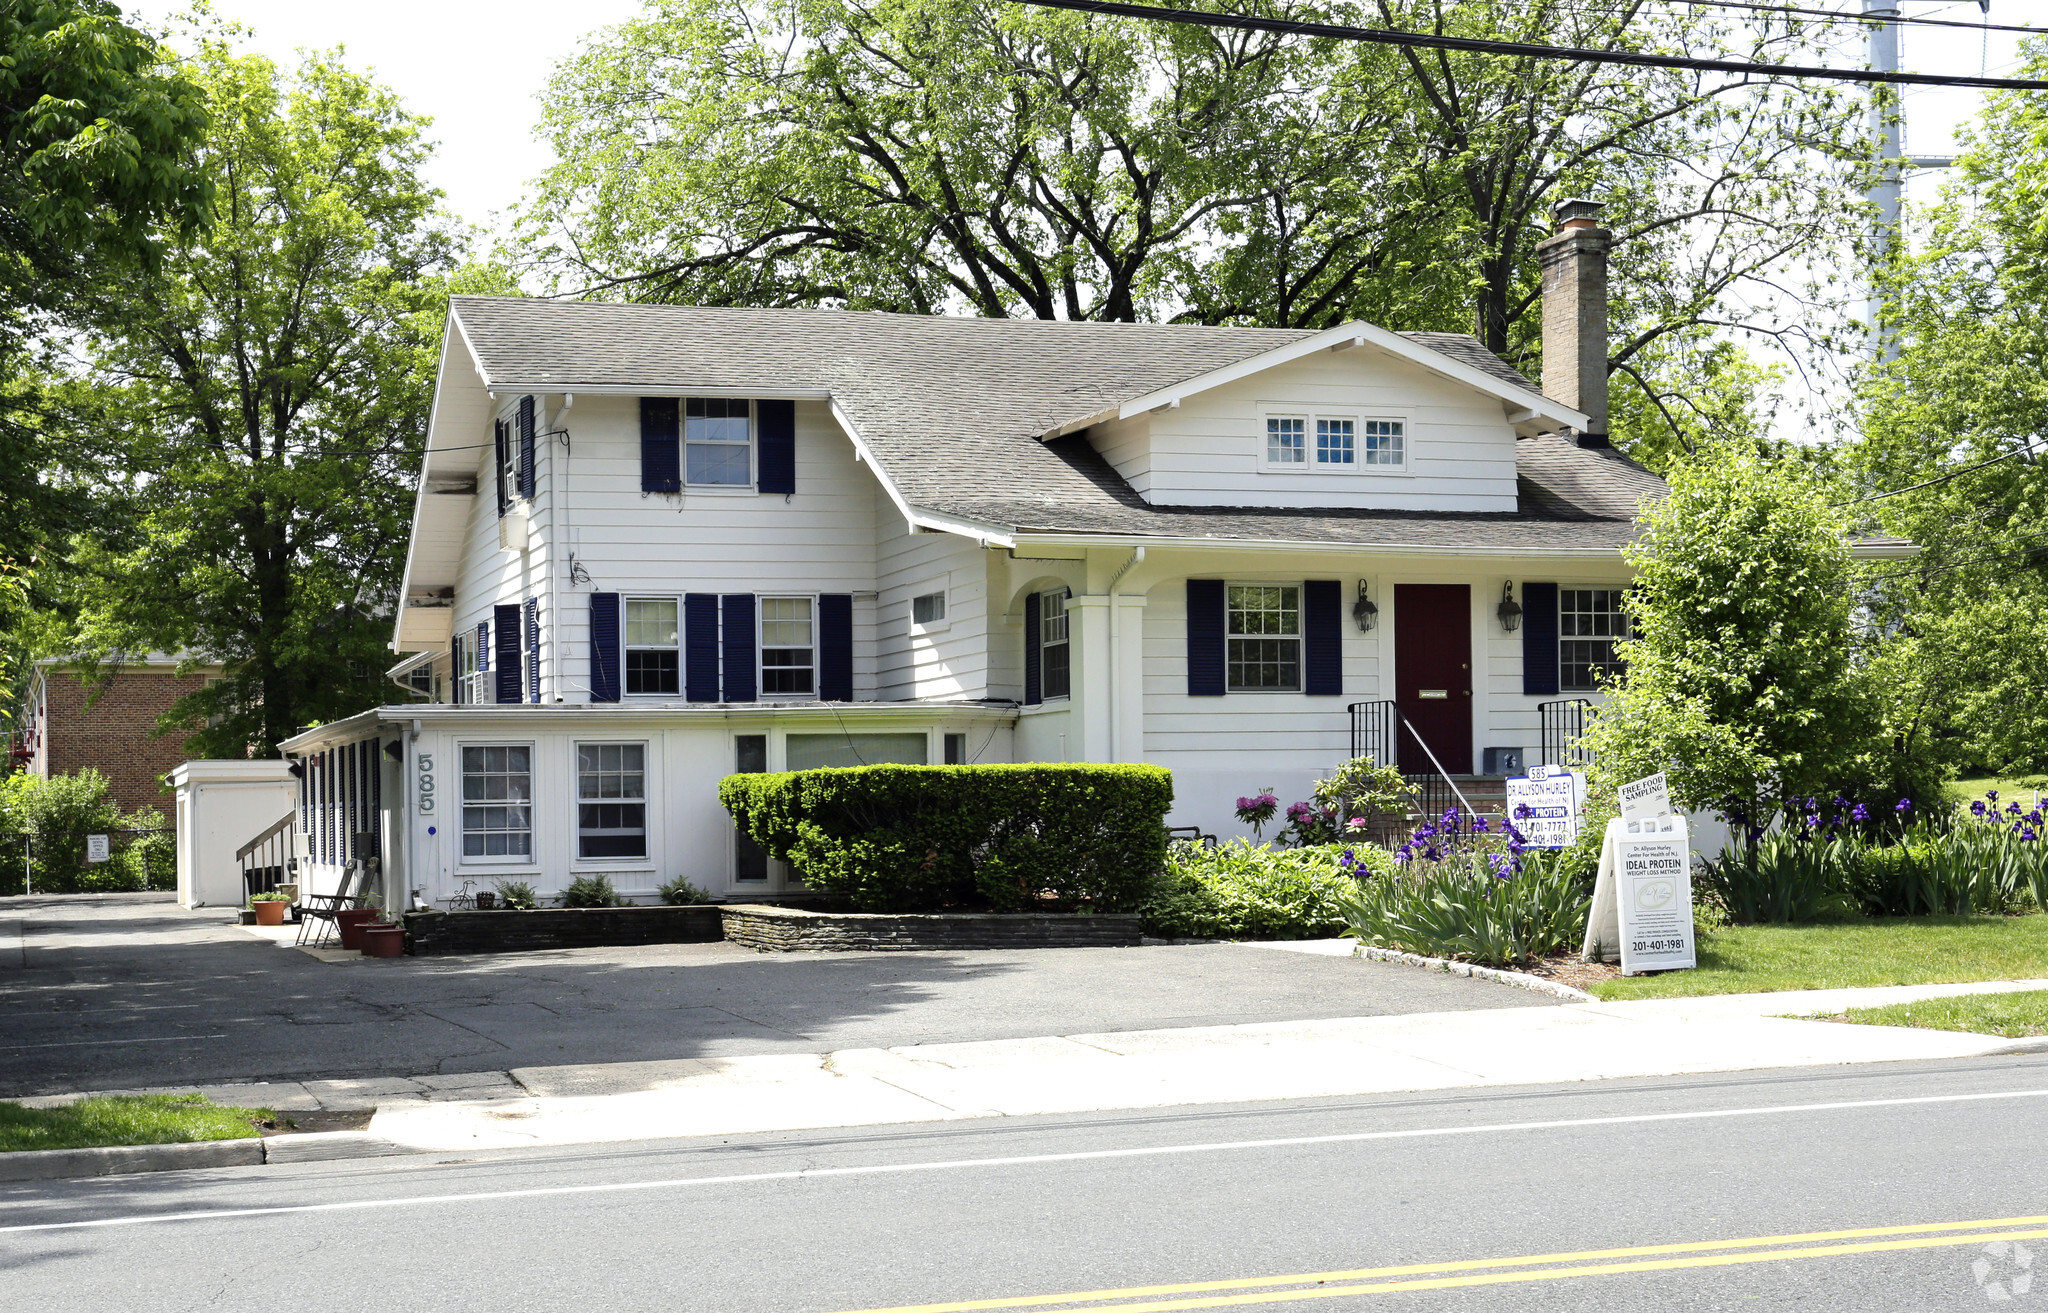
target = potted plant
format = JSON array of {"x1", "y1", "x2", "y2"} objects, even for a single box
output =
[
  {"x1": 335, "y1": 896, "x2": 383, "y2": 950},
  {"x1": 250, "y1": 891, "x2": 291, "y2": 926},
  {"x1": 359, "y1": 923, "x2": 406, "y2": 958}
]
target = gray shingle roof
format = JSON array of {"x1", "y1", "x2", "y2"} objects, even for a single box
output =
[{"x1": 451, "y1": 297, "x2": 1658, "y2": 551}]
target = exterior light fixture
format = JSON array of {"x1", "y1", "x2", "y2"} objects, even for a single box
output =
[
  {"x1": 1352, "y1": 581, "x2": 1378, "y2": 633},
  {"x1": 1497, "y1": 581, "x2": 1523, "y2": 633}
]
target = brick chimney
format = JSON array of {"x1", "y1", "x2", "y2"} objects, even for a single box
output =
[{"x1": 1537, "y1": 198, "x2": 1611, "y2": 448}]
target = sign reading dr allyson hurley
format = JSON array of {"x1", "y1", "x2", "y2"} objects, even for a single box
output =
[
  {"x1": 1503, "y1": 765, "x2": 1585, "y2": 849},
  {"x1": 1582, "y1": 772, "x2": 1697, "y2": 974}
]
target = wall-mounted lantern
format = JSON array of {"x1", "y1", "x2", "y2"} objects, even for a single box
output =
[
  {"x1": 1497, "y1": 581, "x2": 1523, "y2": 633},
  {"x1": 1352, "y1": 581, "x2": 1379, "y2": 633}
]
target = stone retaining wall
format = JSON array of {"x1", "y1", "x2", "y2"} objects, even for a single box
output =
[
  {"x1": 403, "y1": 905, "x2": 725, "y2": 956},
  {"x1": 719, "y1": 903, "x2": 1143, "y2": 952}
]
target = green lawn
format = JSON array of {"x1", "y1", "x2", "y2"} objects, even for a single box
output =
[
  {"x1": 0, "y1": 1094, "x2": 278, "y2": 1154},
  {"x1": 1586, "y1": 914, "x2": 2048, "y2": 1000},
  {"x1": 1950, "y1": 774, "x2": 2048, "y2": 807},
  {"x1": 1836, "y1": 989, "x2": 2048, "y2": 1040}
]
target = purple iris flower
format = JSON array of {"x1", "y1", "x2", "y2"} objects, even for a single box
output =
[{"x1": 1851, "y1": 803, "x2": 1870, "y2": 823}]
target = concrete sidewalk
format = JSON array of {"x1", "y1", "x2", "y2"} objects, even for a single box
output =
[{"x1": 361, "y1": 976, "x2": 2048, "y2": 1153}]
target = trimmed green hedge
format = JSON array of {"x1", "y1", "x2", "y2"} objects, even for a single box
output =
[{"x1": 719, "y1": 764, "x2": 1173, "y2": 912}]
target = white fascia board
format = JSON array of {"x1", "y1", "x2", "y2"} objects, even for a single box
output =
[
  {"x1": 1105, "y1": 322, "x2": 1592, "y2": 433},
  {"x1": 826, "y1": 399, "x2": 1017, "y2": 549},
  {"x1": 1011, "y1": 531, "x2": 1626, "y2": 558},
  {"x1": 395, "y1": 318, "x2": 485, "y2": 652}
]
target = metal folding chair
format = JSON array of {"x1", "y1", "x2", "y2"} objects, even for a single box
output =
[{"x1": 296, "y1": 858, "x2": 372, "y2": 947}]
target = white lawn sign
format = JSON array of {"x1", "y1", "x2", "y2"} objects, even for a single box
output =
[
  {"x1": 1503, "y1": 765, "x2": 1585, "y2": 849},
  {"x1": 1582, "y1": 773, "x2": 1698, "y2": 974},
  {"x1": 86, "y1": 834, "x2": 110, "y2": 864}
]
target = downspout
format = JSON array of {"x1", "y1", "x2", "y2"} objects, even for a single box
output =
[{"x1": 1106, "y1": 546, "x2": 1145, "y2": 762}]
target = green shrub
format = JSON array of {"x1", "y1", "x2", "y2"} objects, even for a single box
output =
[
  {"x1": 1141, "y1": 840, "x2": 1390, "y2": 939},
  {"x1": 492, "y1": 878, "x2": 540, "y2": 910},
  {"x1": 560, "y1": 874, "x2": 619, "y2": 908},
  {"x1": 114, "y1": 822, "x2": 177, "y2": 892},
  {"x1": 1338, "y1": 848, "x2": 1590, "y2": 967},
  {"x1": 249, "y1": 890, "x2": 291, "y2": 903},
  {"x1": 0, "y1": 770, "x2": 123, "y2": 894},
  {"x1": 657, "y1": 874, "x2": 713, "y2": 905},
  {"x1": 1699, "y1": 829, "x2": 1861, "y2": 924},
  {"x1": 720, "y1": 764, "x2": 1173, "y2": 912}
]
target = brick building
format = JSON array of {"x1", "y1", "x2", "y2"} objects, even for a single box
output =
[{"x1": 13, "y1": 656, "x2": 223, "y2": 817}]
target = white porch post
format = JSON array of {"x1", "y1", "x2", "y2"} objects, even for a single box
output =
[
  {"x1": 1113, "y1": 593, "x2": 1147, "y2": 763},
  {"x1": 1069, "y1": 594, "x2": 1113, "y2": 762}
]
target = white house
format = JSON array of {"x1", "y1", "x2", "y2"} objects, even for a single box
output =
[{"x1": 283, "y1": 202, "x2": 1672, "y2": 908}]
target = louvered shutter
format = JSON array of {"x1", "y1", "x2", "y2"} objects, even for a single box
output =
[
  {"x1": 493, "y1": 604, "x2": 521, "y2": 703},
  {"x1": 640, "y1": 398, "x2": 681, "y2": 494},
  {"x1": 757, "y1": 399, "x2": 795, "y2": 496},
  {"x1": 1522, "y1": 582, "x2": 1560, "y2": 697},
  {"x1": 819, "y1": 593, "x2": 853, "y2": 701},
  {"x1": 589, "y1": 593, "x2": 621, "y2": 703},
  {"x1": 474, "y1": 621, "x2": 489, "y2": 673},
  {"x1": 1303, "y1": 579, "x2": 1342, "y2": 695},
  {"x1": 517, "y1": 395, "x2": 537, "y2": 501},
  {"x1": 493, "y1": 422, "x2": 509, "y2": 517},
  {"x1": 524, "y1": 597, "x2": 540, "y2": 704},
  {"x1": 1186, "y1": 579, "x2": 1226, "y2": 696},
  {"x1": 684, "y1": 594, "x2": 720, "y2": 701},
  {"x1": 721, "y1": 593, "x2": 757, "y2": 702},
  {"x1": 1023, "y1": 591, "x2": 1042, "y2": 706}
]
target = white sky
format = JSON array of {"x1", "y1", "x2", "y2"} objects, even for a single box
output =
[{"x1": 127, "y1": 0, "x2": 647, "y2": 232}]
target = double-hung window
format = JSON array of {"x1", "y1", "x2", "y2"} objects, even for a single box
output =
[
  {"x1": 1040, "y1": 589, "x2": 1071, "y2": 699},
  {"x1": 625, "y1": 598, "x2": 680, "y2": 695},
  {"x1": 453, "y1": 631, "x2": 486, "y2": 705},
  {"x1": 760, "y1": 597, "x2": 815, "y2": 696},
  {"x1": 685, "y1": 398, "x2": 751, "y2": 486},
  {"x1": 1227, "y1": 585, "x2": 1301, "y2": 691},
  {"x1": 499, "y1": 416, "x2": 520, "y2": 504},
  {"x1": 577, "y1": 743, "x2": 647, "y2": 859},
  {"x1": 1560, "y1": 589, "x2": 1628, "y2": 691},
  {"x1": 461, "y1": 745, "x2": 531, "y2": 859}
]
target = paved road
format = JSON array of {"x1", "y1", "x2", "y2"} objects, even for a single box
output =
[
  {"x1": 0, "y1": 894, "x2": 1547, "y2": 1096},
  {"x1": 3, "y1": 1056, "x2": 2044, "y2": 1311}
]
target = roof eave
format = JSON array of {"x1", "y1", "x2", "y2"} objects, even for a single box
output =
[{"x1": 1008, "y1": 529, "x2": 1633, "y2": 557}]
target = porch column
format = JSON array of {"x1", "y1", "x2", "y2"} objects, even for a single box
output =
[{"x1": 1069, "y1": 595, "x2": 1113, "y2": 762}]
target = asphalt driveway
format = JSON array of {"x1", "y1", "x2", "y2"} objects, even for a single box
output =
[{"x1": 0, "y1": 893, "x2": 1552, "y2": 1097}]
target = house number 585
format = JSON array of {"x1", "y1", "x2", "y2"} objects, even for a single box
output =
[{"x1": 418, "y1": 753, "x2": 435, "y2": 815}]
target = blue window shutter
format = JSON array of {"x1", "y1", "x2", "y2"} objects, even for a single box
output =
[
  {"x1": 493, "y1": 604, "x2": 521, "y2": 703},
  {"x1": 819, "y1": 593, "x2": 853, "y2": 701},
  {"x1": 524, "y1": 598, "x2": 540, "y2": 704},
  {"x1": 1023, "y1": 591, "x2": 1042, "y2": 706},
  {"x1": 757, "y1": 399, "x2": 795, "y2": 495},
  {"x1": 493, "y1": 422, "x2": 509, "y2": 517},
  {"x1": 640, "y1": 398, "x2": 680, "y2": 494},
  {"x1": 722, "y1": 593, "x2": 757, "y2": 703},
  {"x1": 1303, "y1": 579, "x2": 1342, "y2": 695},
  {"x1": 1187, "y1": 579, "x2": 1226, "y2": 696},
  {"x1": 517, "y1": 395, "x2": 537, "y2": 501},
  {"x1": 589, "y1": 593, "x2": 620, "y2": 703},
  {"x1": 684, "y1": 594, "x2": 720, "y2": 701},
  {"x1": 1523, "y1": 582, "x2": 1560, "y2": 697}
]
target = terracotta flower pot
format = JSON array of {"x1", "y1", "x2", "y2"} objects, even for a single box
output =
[
  {"x1": 335, "y1": 908, "x2": 382, "y2": 950},
  {"x1": 252, "y1": 900, "x2": 287, "y2": 927},
  {"x1": 359, "y1": 925, "x2": 405, "y2": 958}
]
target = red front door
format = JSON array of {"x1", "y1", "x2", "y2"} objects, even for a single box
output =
[{"x1": 1394, "y1": 585, "x2": 1473, "y2": 775}]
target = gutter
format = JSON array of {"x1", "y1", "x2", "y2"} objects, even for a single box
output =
[{"x1": 1010, "y1": 532, "x2": 1631, "y2": 558}]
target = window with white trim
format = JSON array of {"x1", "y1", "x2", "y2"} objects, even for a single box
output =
[
  {"x1": 685, "y1": 397, "x2": 751, "y2": 486},
  {"x1": 760, "y1": 596, "x2": 815, "y2": 696},
  {"x1": 453, "y1": 631, "x2": 486, "y2": 705},
  {"x1": 1266, "y1": 416, "x2": 1306, "y2": 466},
  {"x1": 912, "y1": 590, "x2": 947, "y2": 626},
  {"x1": 1361, "y1": 418, "x2": 1404, "y2": 466},
  {"x1": 577, "y1": 743, "x2": 647, "y2": 859},
  {"x1": 1316, "y1": 418, "x2": 1354, "y2": 466},
  {"x1": 625, "y1": 597, "x2": 680, "y2": 695},
  {"x1": 1040, "y1": 589, "x2": 1071, "y2": 699},
  {"x1": 1561, "y1": 589, "x2": 1628, "y2": 691},
  {"x1": 1261, "y1": 409, "x2": 1406, "y2": 472},
  {"x1": 461, "y1": 745, "x2": 531, "y2": 859},
  {"x1": 1227, "y1": 585, "x2": 1300, "y2": 691},
  {"x1": 499, "y1": 413, "x2": 520, "y2": 503}
]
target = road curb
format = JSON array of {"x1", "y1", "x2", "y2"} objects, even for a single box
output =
[
  {"x1": 0, "y1": 1131, "x2": 411, "y2": 1183},
  {"x1": 1352, "y1": 945, "x2": 1598, "y2": 1003},
  {"x1": 1983, "y1": 1037, "x2": 2048, "y2": 1057}
]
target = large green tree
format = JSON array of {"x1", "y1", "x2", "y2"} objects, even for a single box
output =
[
  {"x1": 518, "y1": 0, "x2": 1869, "y2": 438},
  {"x1": 59, "y1": 43, "x2": 464, "y2": 755},
  {"x1": 1853, "y1": 44, "x2": 2048, "y2": 775}
]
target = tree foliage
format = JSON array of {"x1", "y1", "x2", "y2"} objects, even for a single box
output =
[
  {"x1": 56, "y1": 44, "x2": 464, "y2": 755},
  {"x1": 1582, "y1": 444, "x2": 1880, "y2": 815},
  {"x1": 519, "y1": 0, "x2": 1870, "y2": 442},
  {"x1": 1853, "y1": 45, "x2": 2048, "y2": 775}
]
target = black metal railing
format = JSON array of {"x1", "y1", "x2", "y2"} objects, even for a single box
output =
[
  {"x1": 1347, "y1": 700, "x2": 1479, "y2": 833},
  {"x1": 1539, "y1": 698, "x2": 1597, "y2": 769},
  {"x1": 236, "y1": 812, "x2": 296, "y2": 902}
]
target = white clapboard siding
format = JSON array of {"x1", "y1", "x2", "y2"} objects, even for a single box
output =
[
  {"x1": 875, "y1": 517, "x2": 989, "y2": 701},
  {"x1": 1096, "y1": 349, "x2": 1521, "y2": 512}
]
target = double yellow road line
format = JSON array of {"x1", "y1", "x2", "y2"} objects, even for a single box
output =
[{"x1": 840, "y1": 1215, "x2": 2048, "y2": 1312}]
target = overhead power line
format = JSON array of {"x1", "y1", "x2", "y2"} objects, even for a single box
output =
[
  {"x1": 1831, "y1": 447, "x2": 2028, "y2": 507},
  {"x1": 1651, "y1": 0, "x2": 2042, "y2": 37},
  {"x1": 1005, "y1": 0, "x2": 2048, "y2": 90}
]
